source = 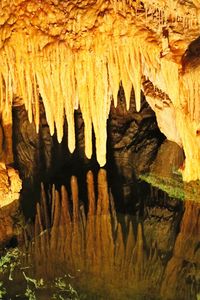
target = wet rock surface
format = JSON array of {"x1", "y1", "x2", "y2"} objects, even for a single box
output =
[
  {"x1": 150, "y1": 140, "x2": 185, "y2": 178},
  {"x1": 143, "y1": 189, "x2": 183, "y2": 255},
  {"x1": 107, "y1": 86, "x2": 165, "y2": 211},
  {"x1": 108, "y1": 86, "x2": 164, "y2": 176},
  {"x1": 0, "y1": 199, "x2": 21, "y2": 248}
]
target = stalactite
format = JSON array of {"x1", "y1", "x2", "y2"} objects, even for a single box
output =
[
  {"x1": 71, "y1": 176, "x2": 79, "y2": 222},
  {"x1": 115, "y1": 223, "x2": 125, "y2": 271},
  {"x1": 132, "y1": 223, "x2": 145, "y2": 280},
  {"x1": 36, "y1": 202, "x2": 43, "y2": 234},
  {"x1": 125, "y1": 221, "x2": 136, "y2": 271},
  {"x1": 61, "y1": 185, "x2": 71, "y2": 225},
  {"x1": 0, "y1": 0, "x2": 161, "y2": 168},
  {"x1": 50, "y1": 184, "x2": 55, "y2": 221},
  {"x1": 40, "y1": 183, "x2": 50, "y2": 230},
  {"x1": 87, "y1": 170, "x2": 96, "y2": 216},
  {"x1": 109, "y1": 189, "x2": 118, "y2": 232},
  {"x1": 94, "y1": 169, "x2": 114, "y2": 273},
  {"x1": 50, "y1": 190, "x2": 61, "y2": 251},
  {"x1": 71, "y1": 175, "x2": 85, "y2": 269}
]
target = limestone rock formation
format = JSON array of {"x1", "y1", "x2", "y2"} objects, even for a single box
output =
[
  {"x1": 0, "y1": 163, "x2": 21, "y2": 208},
  {"x1": 0, "y1": 163, "x2": 22, "y2": 247},
  {"x1": 0, "y1": 0, "x2": 200, "y2": 181}
]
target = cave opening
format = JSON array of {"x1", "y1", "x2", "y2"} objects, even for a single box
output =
[{"x1": 11, "y1": 84, "x2": 166, "y2": 219}]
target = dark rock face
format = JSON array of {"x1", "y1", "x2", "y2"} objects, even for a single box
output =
[
  {"x1": 12, "y1": 102, "x2": 53, "y2": 217},
  {"x1": 107, "y1": 86, "x2": 165, "y2": 212},
  {"x1": 0, "y1": 200, "x2": 21, "y2": 248},
  {"x1": 143, "y1": 189, "x2": 183, "y2": 255},
  {"x1": 12, "y1": 102, "x2": 53, "y2": 187},
  {"x1": 150, "y1": 140, "x2": 185, "y2": 178}
]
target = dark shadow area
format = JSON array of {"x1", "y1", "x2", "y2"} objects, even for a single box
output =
[
  {"x1": 12, "y1": 86, "x2": 165, "y2": 219},
  {"x1": 107, "y1": 85, "x2": 165, "y2": 214}
]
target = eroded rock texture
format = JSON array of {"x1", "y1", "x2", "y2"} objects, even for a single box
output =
[
  {"x1": 107, "y1": 86, "x2": 165, "y2": 211},
  {"x1": 0, "y1": 198, "x2": 21, "y2": 248},
  {"x1": 0, "y1": 0, "x2": 200, "y2": 180},
  {"x1": 143, "y1": 189, "x2": 183, "y2": 255},
  {"x1": 150, "y1": 140, "x2": 185, "y2": 178},
  {"x1": 0, "y1": 163, "x2": 21, "y2": 209}
]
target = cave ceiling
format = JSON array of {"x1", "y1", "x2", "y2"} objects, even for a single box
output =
[{"x1": 0, "y1": 0, "x2": 200, "y2": 181}]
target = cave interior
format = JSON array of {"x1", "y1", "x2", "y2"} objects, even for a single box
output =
[{"x1": 0, "y1": 1, "x2": 200, "y2": 299}]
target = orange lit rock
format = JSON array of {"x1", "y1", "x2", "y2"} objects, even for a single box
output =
[
  {"x1": 0, "y1": 163, "x2": 22, "y2": 208},
  {"x1": 0, "y1": 163, "x2": 22, "y2": 246},
  {"x1": 0, "y1": 0, "x2": 200, "y2": 180}
]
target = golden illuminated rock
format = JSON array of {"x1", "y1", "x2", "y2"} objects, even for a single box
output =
[
  {"x1": 0, "y1": 163, "x2": 22, "y2": 208},
  {"x1": 0, "y1": 0, "x2": 200, "y2": 180}
]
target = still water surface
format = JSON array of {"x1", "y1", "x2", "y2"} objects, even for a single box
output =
[{"x1": 0, "y1": 168, "x2": 200, "y2": 300}]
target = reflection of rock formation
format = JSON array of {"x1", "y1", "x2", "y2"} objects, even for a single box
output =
[
  {"x1": 24, "y1": 169, "x2": 164, "y2": 298},
  {"x1": 1, "y1": 169, "x2": 199, "y2": 299},
  {"x1": 143, "y1": 191, "x2": 183, "y2": 255},
  {"x1": 161, "y1": 201, "x2": 200, "y2": 300}
]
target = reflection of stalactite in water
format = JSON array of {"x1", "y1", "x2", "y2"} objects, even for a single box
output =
[
  {"x1": 24, "y1": 169, "x2": 164, "y2": 295},
  {"x1": 161, "y1": 201, "x2": 200, "y2": 300}
]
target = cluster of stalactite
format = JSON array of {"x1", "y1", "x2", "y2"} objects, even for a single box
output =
[
  {"x1": 22, "y1": 169, "x2": 163, "y2": 296},
  {"x1": 1, "y1": 0, "x2": 200, "y2": 180}
]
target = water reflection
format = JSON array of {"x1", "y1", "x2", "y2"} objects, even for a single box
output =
[
  {"x1": 161, "y1": 201, "x2": 200, "y2": 300},
  {"x1": 13, "y1": 169, "x2": 199, "y2": 300}
]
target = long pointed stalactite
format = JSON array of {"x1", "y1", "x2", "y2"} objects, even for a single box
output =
[{"x1": 1, "y1": 1, "x2": 200, "y2": 180}]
